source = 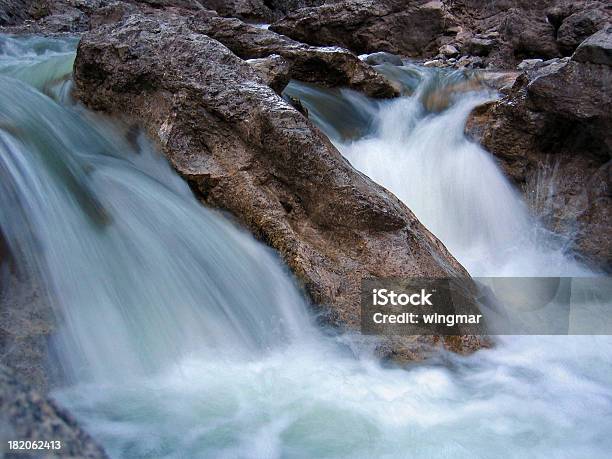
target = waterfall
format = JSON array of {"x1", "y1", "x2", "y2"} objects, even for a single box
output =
[
  {"x1": 2, "y1": 35, "x2": 611, "y2": 459},
  {"x1": 285, "y1": 70, "x2": 592, "y2": 278},
  {"x1": 0, "y1": 35, "x2": 314, "y2": 384}
]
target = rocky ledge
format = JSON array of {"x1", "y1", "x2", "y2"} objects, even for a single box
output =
[
  {"x1": 73, "y1": 12, "x2": 484, "y2": 358},
  {"x1": 466, "y1": 26, "x2": 612, "y2": 269}
]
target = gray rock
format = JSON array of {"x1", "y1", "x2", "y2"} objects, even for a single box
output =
[
  {"x1": 557, "y1": 7, "x2": 610, "y2": 55},
  {"x1": 74, "y1": 12, "x2": 485, "y2": 358},
  {"x1": 573, "y1": 26, "x2": 612, "y2": 66}
]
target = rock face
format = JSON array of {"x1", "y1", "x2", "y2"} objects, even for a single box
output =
[
  {"x1": 270, "y1": 0, "x2": 458, "y2": 58},
  {"x1": 74, "y1": 13, "x2": 483, "y2": 357},
  {"x1": 189, "y1": 11, "x2": 400, "y2": 98},
  {"x1": 269, "y1": 0, "x2": 611, "y2": 69},
  {"x1": 0, "y1": 365, "x2": 108, "y2": 459},
  {"x1": 466, "y1": 27, "x2": 612, "y2": 269},
  {"x1": 446, "y1": 0, "x2": 611, "y2": 69}
]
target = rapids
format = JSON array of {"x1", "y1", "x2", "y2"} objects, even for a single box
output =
[{"x1": 1, "y1": 35, "x2": 611, "y2": 459}]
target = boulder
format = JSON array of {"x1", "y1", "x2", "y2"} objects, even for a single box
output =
[
  {"x1": 466, "y1": 32, "x2": 612, "y2": 269},
  {"x1": 499, "y1": 9, "x2": 559, "y2": 60},
  {"x1": 0, "y1": 365, "x2": 108, "y2": 459},
  {"x1": 556, "y1": 5, "x2": 610, "y2": 55},
  {"x1": 74, "y1": 13, "x2": 484, "y2": 357},
  {"x1": 573, "y1": 26, "x2": 612, "y2": 66},
  {"x1": 269, "y1": 0, "x2": 458, "y2": 58},
  {"x1": 189, "y1": 11, "x2": 400, "y2": 98}
]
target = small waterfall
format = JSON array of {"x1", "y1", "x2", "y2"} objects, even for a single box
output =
[
  {"x1": 0, "y1": 35, "x2": 314, "y2": 385},
  {"x1": 2, "y1": 36, "x2": 611, "y2": 459},
  {"x1": 286, "y1": 69, "x2": 592, "y2": 277}
]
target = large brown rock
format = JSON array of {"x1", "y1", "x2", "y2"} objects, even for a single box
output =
[
  {"x1": 270, "y1": 0, "x2": 458, "y2": 58},
  {"x1": 0, "y1": 365, "x2": 108, "y2": 458},
  {"x1": 466, "y1": 27, "x2": 612, "y2": 269},
  {"x1": 189, "y1": 11, "x2": 400, "y2": 98},
  {"x1": 74, "y1": 13, "x2": 483, "y2": 357}
]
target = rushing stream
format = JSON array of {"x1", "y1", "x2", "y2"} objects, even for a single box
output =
[{"x1": 1, "y1": 35, "x2": 611, "y2": 458}]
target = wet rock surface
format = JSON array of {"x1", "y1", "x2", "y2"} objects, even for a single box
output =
[
  {"x1": 466, "y1": 27, "x2": 612, "y2": 269},
  {"x1": 73, "y1": 13, "x2": 483, "y2": 357},
  {"x1": 0, "y1": 365, "x2": 108, "y2": 458}
]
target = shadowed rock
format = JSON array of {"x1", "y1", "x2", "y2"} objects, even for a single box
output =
[
  {"x1": 270, "y1": 0, "x2": 457, "y2": 58},
  {"x1": 74, "y1": 13, "x2": 484, "y2": 358},
  {"x1": 466, "y1": 27, "x2": 612, "y2": 269}
]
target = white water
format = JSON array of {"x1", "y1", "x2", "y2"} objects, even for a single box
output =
[{"x1": 1, "y1": 36, "x2": 611, "y2": 459}]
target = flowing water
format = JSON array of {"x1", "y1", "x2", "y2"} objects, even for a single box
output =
[{"x1": 1, "y1": 35, "x2": 611, "y2": 459}]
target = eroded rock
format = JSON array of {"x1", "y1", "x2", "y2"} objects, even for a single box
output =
[
  {"x1": 466, "y1": 30, "x2": 612, "y2": 268},
  {"x1": 74, "y1": 13, "x2": 484, "y2": 357}
]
